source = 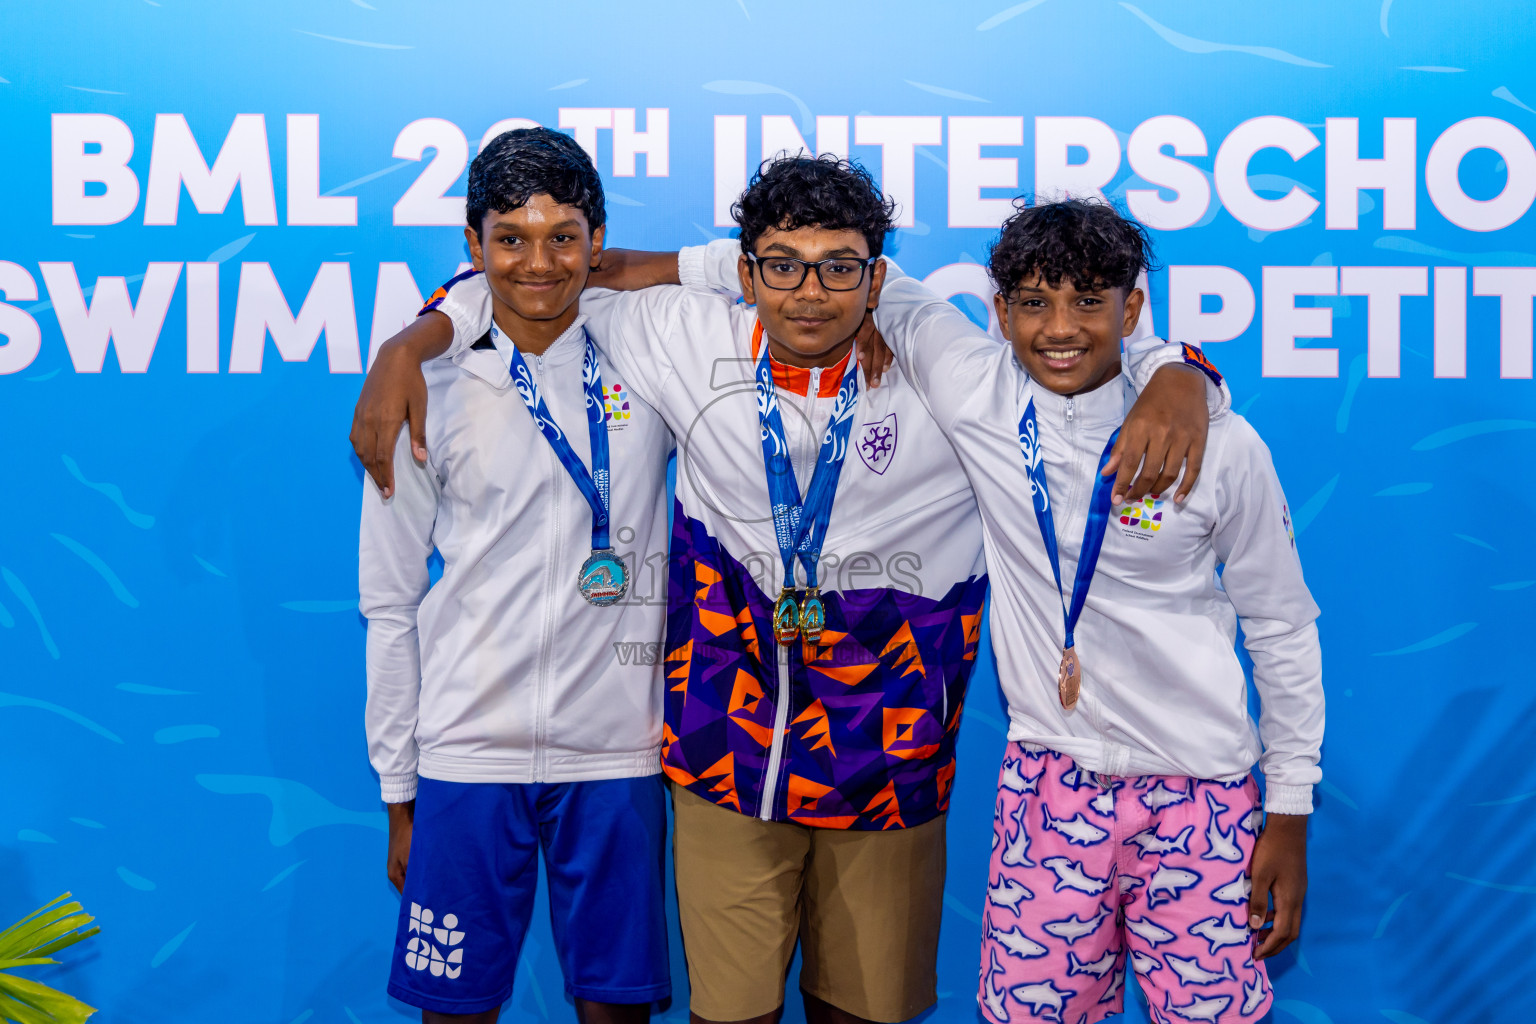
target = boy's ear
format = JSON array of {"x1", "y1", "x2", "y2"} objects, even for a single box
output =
[
  {"x1": 589, "y1": 224, "x2": 606, "y2": 268},
  {"x1": 738, "y1": 254, "x2": 757, "y2": 306},
  {"x1": 992, "y1": 292, "x2": 1013, "y2": 341},
  {"x1": 865, "y1": 258, "x2": 887, "y2": 311},
  {"x1": 1121, "y1": 287, "x2": 1146, "y2": 338},
  {"x1": 464, "y1": 225, "x2": 485, "y2": 271}
]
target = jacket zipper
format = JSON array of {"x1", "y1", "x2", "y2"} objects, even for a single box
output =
[
  {"x1": 758, "y1": 367, "x2": 824, "y2": 821},
  {"x1": 1060, "y1": 396, "x2": 1081, "y2": 554},
  {"x1": 759, "y1": 644, "x2": 792, "y2": 820},
  {"x1": 534, "y1": 353, "x2": 560, "y2": 783}
]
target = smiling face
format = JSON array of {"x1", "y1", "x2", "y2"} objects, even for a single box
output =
[
  {"x1": 737, "y1": 224, "x2": 886, "y2": 368},
  {"x1": 464, "y1": 192, "x2": 604, "y2": 345},
  {"x1": 993, "y1": 276, "x2": 1145, "y2": 396}
]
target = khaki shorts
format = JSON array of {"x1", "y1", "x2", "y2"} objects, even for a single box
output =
[{"x1": 670, "y1": 783, "x2": 946, "y2": 1023}]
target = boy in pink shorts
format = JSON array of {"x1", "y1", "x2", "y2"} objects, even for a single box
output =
[{"x1": 869, "y1": 199, "x2": 1323, "y2": 1023}]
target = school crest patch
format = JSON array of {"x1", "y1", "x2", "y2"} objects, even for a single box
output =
[{"x1": 857, "y1": 414, "x2": 898, "y2": 475}]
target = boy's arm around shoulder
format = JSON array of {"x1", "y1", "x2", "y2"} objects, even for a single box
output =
[
  {"x1": 868, "y1": 258, "x2": 1231, "y2": 503},
  {"x1": 576, "y1": 241, "x2": 743, "y2": 401},
  {"x1": 349, "y1": 250, "x2": 698, "y2": 495},
  {"x1": 1113, "y1": 337, "x2": 1233, "y2": 505},
  {"x1": 869, "y1": 257, "x2": 1008, "y2": 429},
  {"x1": 351, "y1": 308, "x2": 456, "y2": 498},
  {"x1": 359, "y1": 427, "x2": 441, "y2": 808}
]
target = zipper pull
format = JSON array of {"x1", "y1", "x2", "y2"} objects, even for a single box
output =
[{"x1": 1066, "y1": 396, "x2": 1075, "y2": 422}]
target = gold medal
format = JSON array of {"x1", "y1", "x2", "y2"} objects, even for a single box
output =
[
  {"x1": 799, "y1": 586, "x2": 825, "y2": 645},
  {"x1": 1057, "y1": 646, "x2": 1081, "y2": 710},
  {"x1": 772, "y1": 586, "x2": 800, "y2": 646}
]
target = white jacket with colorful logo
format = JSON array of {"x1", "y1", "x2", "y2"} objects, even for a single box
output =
[
  {"x1": 360, "y1": 313, "x2": 673, "y2": 802},
  {"x1": 874, "y1": 264, "x2": 1324, "y2": 814}
]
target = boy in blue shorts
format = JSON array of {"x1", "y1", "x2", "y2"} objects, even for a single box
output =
[
  {"x1": 871, "y1": 200, "x2": 1323, "y2": 1023},
  {"x1": 358, "y1": 128, "x2": 673, "y2": 1023}
]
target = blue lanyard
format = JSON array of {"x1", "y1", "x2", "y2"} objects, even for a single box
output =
[
  {"x1": 754, "y1": 326, "x2": 861, "y2": 593},
  {"x1": 493, "y1": 322, "x2": 612, "y2": 551},
  {"x1": 1017, "y1": 396, "x2": 1120, "y2": 652}
]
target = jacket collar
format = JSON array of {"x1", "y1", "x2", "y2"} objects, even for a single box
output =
[
  {"x1": 1026, "y1": 366, "x2": 1134, "y2": 428},
  {"x1": 749, "y1": 319, "x2": 851, "y2": 398},
  {"x1": 455, "y1": 313, "x2": 591, "y2": 390}
]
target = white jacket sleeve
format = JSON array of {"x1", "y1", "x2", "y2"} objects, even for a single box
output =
[
  {"x1": 423, "y1": 250, "x2": 741, "y2": 411},
  {"x1": 358, "y1": 430, "x2": 441, "y2": 803},
  {"x1": 425, "y1": 272, "x2": 493, "y2": 360},
  {"x1": 583, "y1": 238, "x2": 742, "y2": 390},
  {"x1": 678, "y1": 238, "x2": 746, "y2": 297},
  {"x1": 1210, "y1": 420, "x2": 1325, "y2": 814},
  {"x1": 424, "y1": 239, "x2": 739, "y2": 365},
  {"x1": 872, "y1": 259, "x2": 1231, "y2": 423}
]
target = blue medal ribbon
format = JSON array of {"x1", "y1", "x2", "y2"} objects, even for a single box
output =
[
  {"x1": 1017, "y1": 396, "x2": 1121, "y2": 656},
  {"x1": 753, "y1": 323, "x2": 861, "y2": 644},
  {"x1": 493, "y1": 322, "x2": 627, "y2": 604}
]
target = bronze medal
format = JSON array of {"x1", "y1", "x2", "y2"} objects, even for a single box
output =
[{"x1": 1057, "y1": 646, "x2": 1081, "y2": 710}]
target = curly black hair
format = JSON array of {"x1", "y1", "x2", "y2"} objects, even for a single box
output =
[
  {"x1": 466, "y1": 127, "x2": 605, "y2": 236},
  {"x1": 732, "y1": 154, "x2": 897, "y2": 258},
  {"x1": 987, "y1": 197, "x2": 1157, "y2": 299}
]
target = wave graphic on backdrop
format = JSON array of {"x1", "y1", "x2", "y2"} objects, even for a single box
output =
[
  {"x1": 3, "y1": 568, "x2": 60, "y2": 658},
  {"x1": 703, "y1": 80, "x2": 812, "y2": 132},
  {"x1": 150, "y1": 923, "x2": 197, "y2": 969},
  {"x1": 1411, "y1": 421, "x2": 1536, "y2": 451},
  {"x1": 195, "y1": 774, "x2": 386, "y2": 845},
  {"x1": 1373, "y1": 622, "x2": 1478, "y2": 656},
  {"x1": 0, "y1": 691, "x2": 121, "y2": 742},
  {"x1": 1118, "y1": 3, "x2": 1331, "y2": 67},
  {"x1": 61, "y1": 455, "x2": 155, "y2": 528},
  {"x1": 117, "y1": 683, "x2": 195, "y2": 695},
  {"x1": 281, "y1": 599, "x2": 359, "y2": 612},
  {"x1": 975, "y1": 0, "x2": 1050, "y2": 31},
  {"x1": 154, "y1": 724, "x2": 220, "y2": 744},
  {"x1": 117, "y1": 866, "x2": 157, "y2": 891},
  {"x1": 52, "y1": 533, "x2": 139, "y2": 607}
]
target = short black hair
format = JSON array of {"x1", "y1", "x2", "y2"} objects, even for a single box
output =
[
  {"x1": 732, "y1": 154, "x2": 897, "y2": 259},
  {"x1": 466, "y1": 127, "x2": 605, "y2": 236},
  {"x1": 988, "y1": 197, "x2": 1156, "y2": 299}
]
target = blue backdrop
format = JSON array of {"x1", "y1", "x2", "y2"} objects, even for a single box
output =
[{"x1": 3, "y1": 2, "x2": 1534, "y2": 1022}]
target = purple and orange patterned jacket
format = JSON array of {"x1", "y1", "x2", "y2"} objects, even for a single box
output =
[
  {"x1": 653, "y1": 311, "x2": 989, "y2": 829},
  {"x1": 428, "y1": 241, "x2": 988, "y2": 830}
]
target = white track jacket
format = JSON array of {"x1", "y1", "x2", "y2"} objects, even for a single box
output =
[
  {"x1": 360, "y1": 314, "x2": 673, "y2": 802},
  {"x1": 874, "y1": 267, "x2": 1325, "y2": 814}
]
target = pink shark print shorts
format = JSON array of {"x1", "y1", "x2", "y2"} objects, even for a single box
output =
[{"x1": 977, "y1": 744, "x2": 1273, "y2": 1024}]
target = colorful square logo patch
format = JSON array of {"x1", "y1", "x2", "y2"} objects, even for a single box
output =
[
  {"x1": 603, "y1": 383, "x2": 630, "y2": 425},
  {"x1": 1119, "y1": 494, "x2": 1164, "y2": 532}
]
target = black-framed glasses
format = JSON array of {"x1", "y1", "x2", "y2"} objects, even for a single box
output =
[{"x1": 747, "y1": 253, "x2": 876, "y2": 291}]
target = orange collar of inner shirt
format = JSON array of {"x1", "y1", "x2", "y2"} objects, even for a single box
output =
[{"x1": 749, "y1": 320, "x2": 851, "y2": 398}]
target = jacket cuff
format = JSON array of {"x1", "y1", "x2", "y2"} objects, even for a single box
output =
[
  {"x1": 678, "y1": 244, "x2": 709, "y2": 291},
  {"x1": 1263, "y1": 782, "x2": 1314, "y2": 815},
  {"x1": 380, "y1": 772, "x2": 419, "y2": 803},
  {"x1": 1132, "y1": 339, "x2": 1232, "y2": 417},
  {"x1": 686, "y1": 237, "x2": 748, "y2": 297}
]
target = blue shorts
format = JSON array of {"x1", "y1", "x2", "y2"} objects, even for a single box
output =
[{"x1": 387, "y1": 775, "x2": 670, "y2": 1015}]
